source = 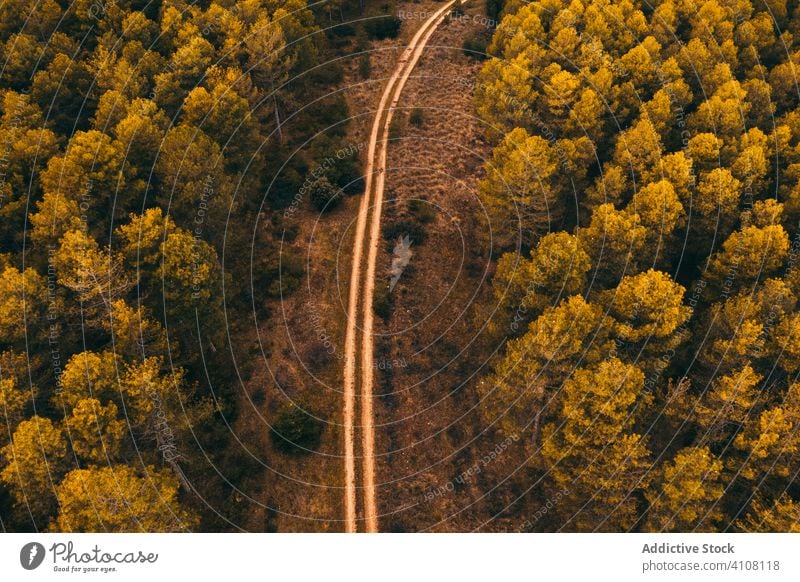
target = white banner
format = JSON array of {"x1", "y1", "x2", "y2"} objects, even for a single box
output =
[{"x1": 1, "y1": 533, "x2": 798, "y2": 581}]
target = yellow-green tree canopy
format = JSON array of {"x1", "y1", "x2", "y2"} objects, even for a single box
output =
[
  {"x1": 1, "y1": 416, "x2": 68, "y2": 519},
  {"x1": 476, "y1": 0, "x2": 800, "y2": 532},
  {"x1": 645, "y1": 447, "x2": 724, "y2": 532},
  {"x1": 541, "y1": 358, "x2": 651, "y2": 531},
  {"x1": 65, "y1": 398, "x2": 126, "y2": 464},
  {"x1": 478, "y1": 127, "x2": 565, "y2": 250},
  {"x1": 0, "y1": 266, "x2": 49, "y2": 348},
  {"x1": 51, "y1": 465, "x2": 198, "y2": 532},
  {"x1": 741, "y1": 494, "x2": 800, "y2": 533}
]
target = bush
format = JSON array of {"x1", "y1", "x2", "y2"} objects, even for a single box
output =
[
  {"x1": 270, "y1": 403, "x2": 324, "y2": 454},
  {"x1": 309, "y1": 61, "x2": 344, "y2": 85},
  {"x1": 409, "y1": 107, "x2": 424, "y2": 127},
  {"x1": 327, "y1": 35, "x2": 352, "y2": 51},
  {"x1": 266, "y1": 153, "x2": 307, "y2": 209},
  {"x1": 450, "y1": 6, "x2": 465, "y2": 18},
  {"x1": 373, "y1": 284, "x2": 392, "y2": 320},
  {"x1": 409, "y1": 198, "x2": 436, "y2": 223},
  {"x1": 383, "y1": 217, "x2": 427, "y2": 245},
  {"x1": 313, "y1": 136, "x2": 364, "y2": 195},
  {"x1": 389, "y1": 113, "x2": 404, "y2": 140},
  {"x1": 332, "y1": 158, "x2": 365, "y2": 195},
  {"x1": 309, "y1": 176, "x2": 342, "y2": 212},
  {"x1": 305, "y1": 341, "x2": 335, "y2": 373},
  {"x1": 462, "y1": 31, "x2": 490, "y2": 60},
  {"x1": 270, "y1": 213, "x2": 299, "y2": 242},
  {"x1": 329, "y1": 23, "x2": 356, "y2": 37},
  {"x1": 486, "y1": 0, "x2": 505, "y2": 23},
  {"x1": 251, "y1": 389, "x2": 266, "y2": 406},
  {"x1": 358, "y1": 52, "x2": 371, "y2": 79},
  {"x1": 299, "y1": 95, "x2": 350, "y2": 139},
  {"x1": 364, "y1": 14, "x2": 402, "y2": 39},
  {"x1": 354, "y1": 31, "x2": 370, "y2": 52},
  {"x1": 261, "y1": 248, "x2": 304, "y2": 298},
  {"x1": 223, "y1": 451, "x2": 264, "y2": 483}
]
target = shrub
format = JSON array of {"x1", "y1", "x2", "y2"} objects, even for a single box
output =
[
  {"x1": 358, "y1": 52, "x2": 371, "y2": 79},
  {"x1": 450, "y1": 6, "x2": 465, "y2": 19},
  {"x1": 251, "y1": 389, "x2": 266, "y2": 406},
  {"x1": 305, "y1": 341, "x2": 335, "y2": 373},
  {"x1": 354, "y1": 31, "x2": 370, "y2": 52},
  {"x1": 262, "y1": 249, "x2": 304, "y2": 298},
  {"x1": 486, "y1": 0, "x2": 505, "y2": 23},
  {"x1": 409, "y1": 107, "x2": 424, "y2": 127},
  {"x1": 364, "y1": 14, "x2": 401, "y2": 39},
  {"x1": 389, "y1": 113, "x2": 404, "y2": 140},
  {"x1": 224, "y1": 451, "x2": 264, "y2": 482},
  {"x1": 462, "y1": 31, "x2": 490, "y2": 60},
  {"x1": 270, "y1": 213, "x2": 299, "y2": 242},
  {"x1": 299, "y1": 95, "x2": 349, "y2": 139},
  {"x1": 383, "y1": 217, "x2": 427, "y2": 245},
  {"x1": 332, "y1": 158, "x2": 365, "y2": 195},
  {"x1": 409, "y1": 198, "x2": 436, "y2": 224},
  {"x1": 373, "y1": 284, "x2": 392, "y2": 320},
  {"x1": 270, "y1": 403, "x2": 324, "y2": 454},
  {"x1": 309, "y1": 176, "x2": 342, "y2": 212},
  {"x1": 310, "y1": 61, "x2": 344, "y2": 85},
  {"x1": 329, "y1": 23, "x2": 356, "y2": 37},
  {"x1": 319, "y1": 141, "x2": 364, "y2": 195},
  {"x1": 267, "y1": 161, "x2": 306, "y2": 209}
]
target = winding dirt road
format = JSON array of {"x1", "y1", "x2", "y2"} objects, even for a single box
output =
[{"x1": 342, "y1": 0, "x2": 461, "y2": 533}]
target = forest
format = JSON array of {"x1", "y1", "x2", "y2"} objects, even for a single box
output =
[
  {"x1": 1, "y1": 0, "x2": 800, "y2": 534},
  {"x1": 0, "y1": 0, "x2": 375, "y2": 531},
  {"x1": 476, "y1": 0, "x2": 800, "y2": 530}
]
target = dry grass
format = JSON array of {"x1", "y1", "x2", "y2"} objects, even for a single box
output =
[
  {"x1": 229, "y1": 1, "x2": 458, "y2": 533},
  {"x1": 369, "y1": 3, "x2": 533, "y2": 532}
]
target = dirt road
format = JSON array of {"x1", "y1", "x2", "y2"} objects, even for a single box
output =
[{"x1": 342, "y1": 0, "x2": 461, "y2": 533}]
